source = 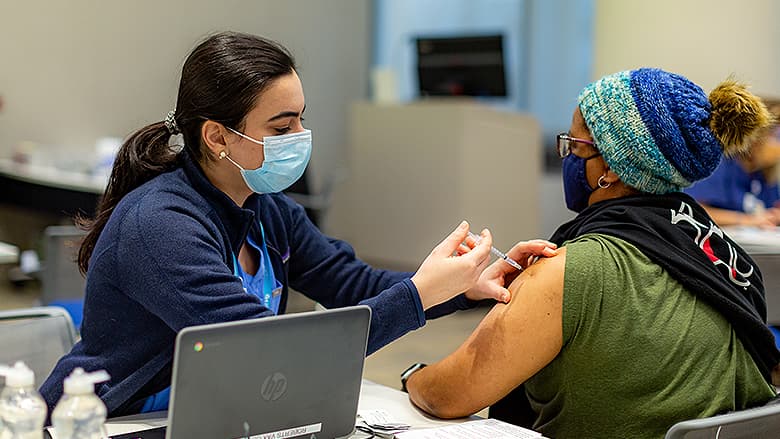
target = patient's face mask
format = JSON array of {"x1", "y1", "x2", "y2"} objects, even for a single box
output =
[
  {"x1": 223, "y1": 127, "x2": 312, "y2": 194},
  {"x1": 562, "y1": 153, "x2": 599, "y2": 212}
]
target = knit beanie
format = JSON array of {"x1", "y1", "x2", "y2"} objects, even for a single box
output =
[{"x1": 578, "y1": 68, "x2": 772, "y2": 194}]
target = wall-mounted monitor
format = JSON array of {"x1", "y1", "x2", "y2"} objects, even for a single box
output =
[{"x1": 415, "y1": 34, "x2": 507, "y2": 97}]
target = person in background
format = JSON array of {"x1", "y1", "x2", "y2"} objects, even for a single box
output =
[
  {"x1": 39, "y1": 31, "x2": 556, "y2": 418},
  {"x1": 685, "y1": 99, "x2": 780, "y2": 227},
  {"x1": 402, "y1": 68, "x2": 779, "y2": 439}
]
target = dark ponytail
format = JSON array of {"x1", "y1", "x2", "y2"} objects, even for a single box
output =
[
  {"x1": 76, "y1": 122, "x2": 180, "y2": 274},
  {"x1": 77, "y1": 31, "x2": 296, "y2": 274}
]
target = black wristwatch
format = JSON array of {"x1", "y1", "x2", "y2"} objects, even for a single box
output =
[{"x1": 400, "y1": 362, "x2": 427, "y2": 393}]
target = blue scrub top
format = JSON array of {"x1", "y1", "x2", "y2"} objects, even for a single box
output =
[
  {"x1": 232, "y1": 234, "x2": 284, "y2": 314},
  {"x1": 685, "y1": 158, "x2": 780, "y2": 213}
]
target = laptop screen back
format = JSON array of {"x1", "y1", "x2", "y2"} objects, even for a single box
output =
[{"x1": 166, "y1": 306, "x2": 371, "y2": 439}]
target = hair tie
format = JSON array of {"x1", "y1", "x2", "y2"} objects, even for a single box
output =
[{"x1": 164, "y1": 110, "x2": 180, "y2": 135}]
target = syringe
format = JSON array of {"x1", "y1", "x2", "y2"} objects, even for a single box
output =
[{"x1": 467, "y1": 232, "x2": 524, "y2": 271}]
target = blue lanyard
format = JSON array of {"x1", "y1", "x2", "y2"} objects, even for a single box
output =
[
  {"x1": 142, "y1": 224, "x2": 282, "y2": 414},
  {"x1": 231, "y1": 222, "x2": 281, "y2": 313}
]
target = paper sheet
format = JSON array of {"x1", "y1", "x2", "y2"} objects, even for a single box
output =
[
  {"x1": 395, "y1": 419, "x2": 544, "y2": 438},
  {"x1": 358, "y1": 408, "x2": 408, "y2": 428}
]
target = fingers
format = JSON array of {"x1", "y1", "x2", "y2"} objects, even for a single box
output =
[
  {"x1": 526, "y1": 239, "x2": 558, "y2": 253},
  {"x1": 482, "y1": 283, "x2": 511, "y2": 303},
  {"x1": 465, "y1": 261, "x2": 512, "y2": 304},
  {"x1": 433, "y1": 220, "x2": 470, "y2": 257},
  {"x1": 506, "y1": 239, "x2": 558, "y2": 262},
  {"x1": 456, "y1": 233, "x2": 479, "y2": 256},
  {"x1": 462, "y1": 228, "x2": 492, "y2": 262},
  {"x1": 455, "y1": 243, "x2": 470, "y2": 256}
]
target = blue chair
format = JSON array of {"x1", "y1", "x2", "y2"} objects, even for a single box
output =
[{"x1": 770, "y1": 326, "x2": 780, "y2": 350}]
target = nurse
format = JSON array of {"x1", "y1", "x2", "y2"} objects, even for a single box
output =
[
  {"x1": 39, "y1": 31, "x2": 556, "y2": 417},
  {"x1": 685, "y1": 99, "x2": 780, "y2": 227}
]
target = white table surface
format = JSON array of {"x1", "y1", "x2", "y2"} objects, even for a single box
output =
[
  {"x1": 52, "y1": 379, "x2": 476, "y2": 438},
  {"x1": 722, "y1": 226, "x2": 780, "y2": 253},
  {"x1": 0, "y1": 241, "x2": 19, "y2": 264},
  {"x1": 0, "y1": 158, "x2": 106, "y2": 194}
]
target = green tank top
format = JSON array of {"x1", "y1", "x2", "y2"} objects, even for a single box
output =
[{"x1": 524, "y1": 233, "x2": 775, "y2": 439}]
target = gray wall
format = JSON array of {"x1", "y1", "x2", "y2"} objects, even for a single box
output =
[
  {"x1": 0, "y1": 0, "x2": 371, "y2": 194},
  {"x1": 593, "y1": 0, "x2": 780, "y2": 96}
]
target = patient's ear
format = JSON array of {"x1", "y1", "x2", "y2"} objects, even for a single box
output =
[
  {"x1": 601, "y1": 169, "x2": 621, "y2": 185},
  {"x1": 602, "y1": 168, "x2": 638, "y2": 195}
]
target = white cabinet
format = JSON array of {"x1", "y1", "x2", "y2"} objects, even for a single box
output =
[{"x1": 328, "y1": 101, "x2": 542, "y2": 270}]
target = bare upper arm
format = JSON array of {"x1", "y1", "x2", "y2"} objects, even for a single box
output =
[{"x1": 407, "y1": 247, "x2": 567, "y2": 418}]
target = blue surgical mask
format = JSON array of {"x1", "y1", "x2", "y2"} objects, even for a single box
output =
[
  {"x1": 223, "y1": 128, "x2": 312, "y2": 194},
  {"x1": 562, "y1": 153, "x2": 596, "y2": 212}
]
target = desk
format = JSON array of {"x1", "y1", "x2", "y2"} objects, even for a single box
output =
[
  {"x1": 0, "y1": 158, "x2": 104, "y2": 217},
  {"x1": 0, "y1": 241, "x2": 19, "y2": 264},
  {"x1": 89, "y1": 380, "x2": 474, "y2": 438},
  {"x1": 722, "y1": 227, "x2": 780, "y2": 325},
  {"x1": 722, "y1": 226, "x2": 780, "y2": 254},
  {"x1": 0, "y1": 158, "x2": 322, "y2": 227}
]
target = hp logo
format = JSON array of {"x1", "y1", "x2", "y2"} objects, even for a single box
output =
[{"x1": 260, "y1": 372, "x2": 287, "y2": 401}]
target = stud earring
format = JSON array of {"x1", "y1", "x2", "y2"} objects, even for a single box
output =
[{"x1": 219, "y1": 151, "x2": 227, "y2": 159}]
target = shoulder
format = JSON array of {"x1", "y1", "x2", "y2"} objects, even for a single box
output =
[
  {"x1": 685, "y1": 158, "x2": 745, "y2": 194},
  {"x1": 504, "y1": 248, "x2": 567, "y2": 314},
  {"x1": 700, "y1": 158, "x2": 742, "y2": 177},
  {"x1": 561, "y1": 233, "x2": 609, "y2": 274},
  {"x1": 107, "y1": 171, "x2": 220, "y2": 246},
  {"x1": 134, "y1": 170, "x2": 212, "y2": 217},
  {"x1": 559, "y1": 233, "x2": 662, "y2": 302},
  {"x1": 563, "y1": 233, "x2": 650, "y2": 275},
  {"x1": 564, "y1": 233, "x2": 644, "y2": 257},
  {"x1": 708, "y1": 159, "x2": 749, "y2": 183},
  {"x1": 558, "y1": 234, "x2": 649, "y2": 308}
]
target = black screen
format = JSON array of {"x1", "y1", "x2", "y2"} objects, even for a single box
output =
[{"x1": 416, "y1": 34, "x2": 507, "y2": 97}]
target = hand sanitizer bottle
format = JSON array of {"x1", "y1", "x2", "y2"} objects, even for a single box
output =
[
  {"x1": 51, "y1": 368, "x2": 110, "y2": 439},
  {"x1": 0, "y1": 362, "x2": 47, "y2": 439}
]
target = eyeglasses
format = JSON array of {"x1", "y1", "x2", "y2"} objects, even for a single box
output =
[{"x1": 556, "y1": 133, "x2": 599, "y2": 159}]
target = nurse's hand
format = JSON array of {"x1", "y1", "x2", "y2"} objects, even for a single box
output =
[
  {"x1": 411, "y1": 221, "x2": 492, "y2": 310},
  {"x1": 763, "y1": 207, "x2": 780, "y2": 227},
  {"x1": 465, "y1": 239, "x2": 558, "y2": 303},
  {"x1": 739, "y1": 209, "x2": 780, "y2": 229}
]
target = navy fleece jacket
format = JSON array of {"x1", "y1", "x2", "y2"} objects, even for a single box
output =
[{"x1": 39, "y1": 151, "x2": 473, "y2": 416}]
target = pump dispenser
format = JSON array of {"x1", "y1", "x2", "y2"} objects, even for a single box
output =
[
  {"x1": 51, "y1": 368, "x2": 110, "y2": 439},
  {"x1": 0, "y1": 362, "x2": 47, "y2": 439}
]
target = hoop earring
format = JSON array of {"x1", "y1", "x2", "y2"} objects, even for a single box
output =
[{"x1": 597, "y1": 175, "x2": 611, "y2": 189}]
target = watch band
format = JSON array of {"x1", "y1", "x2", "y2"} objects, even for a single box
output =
[{"x1": 400, "y1": 362, "x2": 427, "y2": 393}]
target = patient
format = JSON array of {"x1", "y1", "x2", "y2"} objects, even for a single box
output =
[
  {"x1": 403, "y1": 69, "x2": 780, "y2": 439},
  {"x1": 685, "y1": 99, "x2": 780, "y2": 227}
]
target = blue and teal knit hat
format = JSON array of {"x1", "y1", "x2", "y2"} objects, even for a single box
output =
[{"x1": 577, "y1": 68, "x2": 764, "y2": 194}]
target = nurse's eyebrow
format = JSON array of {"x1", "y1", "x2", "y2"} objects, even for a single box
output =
[{"x1": 267, "y1": 105, "x2": 306, "y2": 122}]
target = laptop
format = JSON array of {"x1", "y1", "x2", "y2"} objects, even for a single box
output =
[{"x1": 104, "y1": 305, "x2": 371, "y2": 439}]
